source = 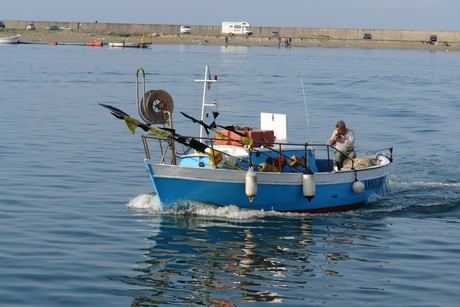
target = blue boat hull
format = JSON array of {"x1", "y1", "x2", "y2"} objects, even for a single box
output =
[{"x1": 145, "y1": 158, "x2": 389, "y2": 213}]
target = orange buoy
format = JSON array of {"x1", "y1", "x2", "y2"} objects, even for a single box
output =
[
  {"x1": 49, "y1": 41, "x2": 58, "y2": 45},
  {"x1": 87, "y1": 41, "x2": 103, "y2": 47}
]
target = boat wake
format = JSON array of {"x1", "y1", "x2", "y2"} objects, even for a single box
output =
[
  {"x1": 126, "y1": 193, "x2": 310, "y2": 220},
  {"x1": 389, "y1": 179, "x2": 460, "y2": 190},
  {"x1": 358, "y1": 179, "x2": 460, "y2": 218},
  {"x1": 126, "y1": 177, "x2": 460, "y2": 219},
  {"x1": 126, "y1": 193, "x2": 162, "y2": 213}
]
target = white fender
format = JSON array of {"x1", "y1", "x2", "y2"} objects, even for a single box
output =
[
  {"x1": 352, "y1": 180, "x2": 365, "y2": 194},
  {"x1": 302, "y1": 173, "x2": 316, "y2": 201},
  {"x1": 245, "y1": 167, "x2": 258, "y2": 202}
]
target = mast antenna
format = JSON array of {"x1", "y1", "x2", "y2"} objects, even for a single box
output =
[{"x1": 301, "y1": 74, "x2": 312, "y2": 144}]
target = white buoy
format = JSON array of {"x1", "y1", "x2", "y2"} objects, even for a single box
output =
[
  {"x1": 352, "y1": 180, "x2": 365, "y2": 194},
  {"x1": 245, "y1": 167, "x2": 258, "y2": 202},
  {"x1": 302, "y1": 172, "x2": 316, "y2": 201}
]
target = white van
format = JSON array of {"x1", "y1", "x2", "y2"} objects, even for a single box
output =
[
  {"x1": 180, "y1": 26, "x2": 191, "y2": 34},
  {"x1": 221, "y1": 22, "x2": 252, "y2": 35}
]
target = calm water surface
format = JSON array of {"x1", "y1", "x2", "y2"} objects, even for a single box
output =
[{"x1": 1, "y1": 43, "x2": 459, "y2": 306}]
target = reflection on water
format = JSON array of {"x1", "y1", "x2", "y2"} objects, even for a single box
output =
[
  {"x1": 113, "y1": 204, "x2": 400, "y2": 305},
  {"x1": 118, "y1": 188, "x2": 460, "y2": 305},
  {"x1": 112, "y1": 213, "x2": 316, "y2": 305}
]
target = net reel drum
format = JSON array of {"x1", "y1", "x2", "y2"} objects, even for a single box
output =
[
  {"x1": 139, "y1": 89, "x2": 174, "y2": 125},
  {"x1": 136, "y1": 68, "x2": 174, "y2": 125}
]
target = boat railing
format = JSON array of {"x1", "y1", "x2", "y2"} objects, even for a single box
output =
[
  {"x1": 141, "y1": 133, "x2": 176, "y2": 165},
  {"x1": 142, "y1": 132, "x2": 393, "y2": 172},
  {"x1": 144, "y1": 133, "x2": 394, "y2": 174},
  {"x1": 142, "y1": 133, "x2": 393, "y2": 172},
  {"x1": 141, "y1": 132, "x2": 348, "y2": 172}
]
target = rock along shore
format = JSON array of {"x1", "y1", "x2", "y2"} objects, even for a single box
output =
[{"x1": 5, "y1": 29, "x2": 460, "y2": 51}]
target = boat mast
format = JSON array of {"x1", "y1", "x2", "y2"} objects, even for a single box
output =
[
  {"x1": 195, "y1": 65, "x2": 217, "y2": 140},
  {"x1": 200, "y1": 66, "x2": 209, "y2": 139}
]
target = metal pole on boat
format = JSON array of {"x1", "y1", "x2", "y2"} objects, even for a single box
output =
[
  {"x1": 135, "y1": 68, "x2": 147, "y2": 123},
  {"x1": 199, "y1": 65, "x2": 209, "y2": 140},
  {"x1": 301, "y1": 74, "x2": 313, "y2": 145},
  {"x1": 195, "y1": 65, "x2": 218, "y2": 141}
]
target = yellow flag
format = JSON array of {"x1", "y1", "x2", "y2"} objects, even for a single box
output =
[
  {"x1": 214, "y1": 130, "x2": 226, "y2": 140},
  {"x1": 123, "y1": 115, "x2": 140, "y2": 134},
  {"x1": 207, "y1": 149, "x2": 223, "y2": 166},
  {"x1": 149, "y1": 127, "x2": 171, "y2": 138},
  {"x1": 241, "y1": 136, "x2": 253, "y2": 148}
]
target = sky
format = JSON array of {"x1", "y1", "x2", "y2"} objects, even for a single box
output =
[{"x1": 3, "y1": 0, "x2": 460, "y2": 31}]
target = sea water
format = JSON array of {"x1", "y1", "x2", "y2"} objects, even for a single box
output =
[{"x1": 1, "y1": 43, "x2": 459, "y2": 306}]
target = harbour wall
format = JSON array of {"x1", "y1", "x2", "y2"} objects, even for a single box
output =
[{"x1": 4, "y1": 20, "x2": 460, "y2": 43}]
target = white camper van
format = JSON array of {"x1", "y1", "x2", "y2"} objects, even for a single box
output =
[{"x1": 221, "y1": 22, "x2": 253, "y2": 35}]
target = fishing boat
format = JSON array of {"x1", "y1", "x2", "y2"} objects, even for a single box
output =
[
  {"x1": 107, "y1": 41, "x2": 148, "y2": 48},
  {"x1": 100, "y1": 66, "x2": 393, "y2": 213},
  {"x1": 0, "y1": 35, "x2": 20, "y2": 44}
]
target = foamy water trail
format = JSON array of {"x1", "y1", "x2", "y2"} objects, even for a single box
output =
[
  {"x1": 126, "y1": 194, "x2": 162, "y2": 212},
  {"x1": 388, "y1": 179, "x2": 460, "y2": 192},
  {"x1": 126, "y1": 194, "x2": 310, "y2": 219}
]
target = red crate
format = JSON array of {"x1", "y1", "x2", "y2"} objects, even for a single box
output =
[{"x1": 214, "y1": 129, "x2": 275, "y2": 147}]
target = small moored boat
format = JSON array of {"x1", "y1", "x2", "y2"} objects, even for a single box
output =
[
  {"x1": 0, "y1": 35, "x2": 20, "y2": 44},
  {"x1": 100, "y1": 66, "x2": 393, "y2": 213},
  {"x1": 108, "y1": 41, "x2": 148, "y2": 48}
]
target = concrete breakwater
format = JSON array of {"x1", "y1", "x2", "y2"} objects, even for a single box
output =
[{"x1": 2, "y1": 20, "x2": 460, "y2": 50}]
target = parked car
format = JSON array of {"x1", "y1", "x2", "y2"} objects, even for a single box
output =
[
  {"x1": 60, "y1": 25, "x2": 72, "y2": 31},
  {"x1": 271, "y1": 31, "x2": 280, "y2": 37},
  {"x1": 26, "y1": 24, "x2": 36, "y2": 30},
  {"x1": 429, "y1": 35, "x2": 437, "y2": 44},
  {"x1": 47, "y1": 25, "x2": 59, "y2": 30},
  {"x1": 0, "y1": 21, "x2": 5, "y2": 28},
  {"x1": 180, "y1": 26, "x2": 191, "y2": 34},
  {"x1": 363, "y1": 33, "x2": 372, "y2": 40}
]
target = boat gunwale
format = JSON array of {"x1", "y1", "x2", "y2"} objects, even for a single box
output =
[{"x1": 146, "y1": 155, "x2": 390, "y2": 185}]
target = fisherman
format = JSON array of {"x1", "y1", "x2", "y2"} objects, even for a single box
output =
[{"x1": 328, "y1": 120, "x2": 356, "y2": 170}]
